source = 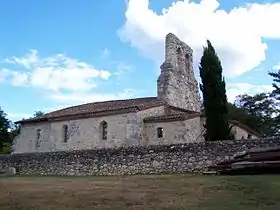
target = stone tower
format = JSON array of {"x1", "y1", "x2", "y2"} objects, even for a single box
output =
[{"x1": 157, "y1": 33, "x2": 200, "y2": 112}]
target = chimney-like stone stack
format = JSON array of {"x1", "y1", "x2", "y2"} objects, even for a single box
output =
[{"x1": 157, "y1": 33, "x2": 200, "y2": 112}]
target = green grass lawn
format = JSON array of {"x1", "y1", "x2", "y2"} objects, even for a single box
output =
[{"x1": 1, "y1": 174, "x2": 280, "y2": 209}]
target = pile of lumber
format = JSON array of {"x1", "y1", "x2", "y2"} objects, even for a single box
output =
[
  {"x1": 208, "y1": 147, "x2": 280, "y2": 175},
  {"x1": 0, "y1": 167, "x2": 16, "y2": 176}
]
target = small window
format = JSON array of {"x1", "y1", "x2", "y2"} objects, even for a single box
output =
[
  {"x1": 157, "y1": 127, "x2": 163, "y2": 138},
  {"x1": 36, "y1": 129, "x2": 41, "y2": 148},
  {"x1": 247, "y1": 134, "x2": 252, "y2": 139},
  {"x1": 63, "y1": 125, "x2": 69, "y2": 142},
  {"x1": 100, "y1": 121, "x2": 108, "y2": 140}
]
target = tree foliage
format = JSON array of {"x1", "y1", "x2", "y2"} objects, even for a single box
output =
[
  {"x1": 268, "y1": 69, "x2": 280, "y2": 101},
  {"x1": 199, "y1": 40, "x2": 232, "y2": 141},
  {"x1": 233, "y1": 93, "x2": 280, "y2": 136},
  {"x1": 33, "y1": 111, "x2": 45, "y2": 118},
  {"x1": 0, "y1": 107, "x2": 12, "y2": 153}
]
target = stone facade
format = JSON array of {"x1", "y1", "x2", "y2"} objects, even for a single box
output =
[
  {"x1": 14, "y1": 112, "x2": 138, "y2": 153},
  {"x1": 14, "y1": 106, "x2": 202, "y2": 153},
  {"x1": 231, "y1": 125, "x2": 259, "y2": 140},
  {"x1": 144, "y1": 117, "x2": 202, "y2": 145},
  {"x1": 2, "y1": 137, "x2": 280, "y2": 176},
  {"x1": 157, "y1": 33, "x2": 201, "y2": 112}
]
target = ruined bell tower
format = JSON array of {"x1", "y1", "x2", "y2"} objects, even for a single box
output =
[{"x1": 157, "y1": 33, "x2": 200, "y2": 112}]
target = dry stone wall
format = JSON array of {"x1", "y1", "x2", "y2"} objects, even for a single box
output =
[{"x1": 1, "y1": 137, "x2": 280, "y2": 176}]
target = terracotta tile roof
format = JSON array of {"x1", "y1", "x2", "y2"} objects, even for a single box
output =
[
  {"x1": 143, "y1": 112, "x2": 200, "y2": 123},
  {"x1": 18, "y1": 97, "x2": 166, "y2": 124}
]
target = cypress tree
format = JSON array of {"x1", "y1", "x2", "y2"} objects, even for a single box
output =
[{"x1": 199, "y1": 40, "x2": 231, "y2": 141}]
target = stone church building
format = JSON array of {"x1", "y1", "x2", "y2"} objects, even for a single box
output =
[{"x1": 13, "y1": 33, "x2": 261, "y2": 154}]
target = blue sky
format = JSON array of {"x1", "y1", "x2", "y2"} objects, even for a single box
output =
[{"x1": 1, "y1": 0, "x2": 280, "y2": 122}]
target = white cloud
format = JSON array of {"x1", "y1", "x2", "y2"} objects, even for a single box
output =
[
  {"x1": 4, "y1": 49, "x2": 39, "y2": 69},
  {"x1": 114, "y1": 62, "x2": 133, "y2": 81},
  {"x1": 10, "y1": 71, "x2": 29, "y2": 86},
  {"x1": 0, "y1": 69, "x2": 29, "y2": 86},
  {"x1": 6, "y1": 112, "x2": 32, "y2": 121},
  {"x1": 118, "y1": 0, "x2": 280, "y2": 78},
  {"x1": 0, "y1": 69, "x2": 11, "y2": 83},
  {"x1": 226, "y1": 82, "x2": 273, "y2": 102},
  {"x1": 273, "y1": 63, "x2": 280, "y2": 70},
  {"x1": 3, "y1": 50, "x2": 111, "y2": 91},
  {"x1": 1, "y1": 50, "x2": 140, "y2": 108}
]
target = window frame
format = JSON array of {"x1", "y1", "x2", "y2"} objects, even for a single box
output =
[
  {"x1": 157, "y1": 127, "x2": 164, "y2": 138},
  {"x1": 36, "y1": 129, "x2": 41, "y2": 148},
  {"x1": 100, "y1": 121, "x2": 108, "y2": 140}
]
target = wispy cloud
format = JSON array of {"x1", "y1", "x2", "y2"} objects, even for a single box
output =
[
  {"x1": 0, "y1": 69, "x2": 29, "y2": 86},
  {"x1": 114, "y1": 62, "x2": 133, "y2": 82},
  {"x1": 273, "y1": 63, "x2": 280, "y2": 70},
  {"x1": 226, "y1": 82, "x2": 273, "y2": 102},
  {"x1": 2, "y1": 50, "x2": 111, "y2": 91},
  {"x1": 6, "y1": 112, "x2": 32, "y2": 121},
  {"x1": 1, "y1": 50, "x2": 139, "y2": 106}
]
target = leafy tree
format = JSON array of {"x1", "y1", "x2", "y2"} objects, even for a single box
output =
[
  {"x1": 2, "y1": 142, "x2": 12, "y2": 154},
  {"x1": 234, "y1": 93, "x2": 280, "y2": 136},
  {"x1": 33, "y1": 111, "x2": 45, "y2": 118},
  {"x1": 0, "y1": 107, "x2": 12, "y2": 153},
  {"x1": 199, "y1": 40, "x2": 231, "y2": 141},
  {"x1": 10, "y1": 123, "x2": 20, "y2": 139}
]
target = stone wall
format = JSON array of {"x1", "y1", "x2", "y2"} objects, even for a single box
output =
[
  {"x1": 144, "y1": 117, "x2": 202, "y2": 145},
  {"x1": 2, "y1": 137, "x2": 280, "y2": 176},
  {"x1": 157, "y1": 33, "x2": 201, "y2": 112},
  {"x1": 14, "y1": 112, "x2": 138, "y2": 153}
]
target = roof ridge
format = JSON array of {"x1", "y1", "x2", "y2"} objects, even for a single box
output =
[
  {"x1": 46, "y1": 96, "x2": 159, "y2": 115},
  {"x1": 17, "y1": 96, "x2": 164, "y2": 124}
]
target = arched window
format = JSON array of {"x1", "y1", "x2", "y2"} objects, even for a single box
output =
[
  {"x1": 62, "y1": 125, "x2": 69, "y2": 142},
  {"x1": 176, "y1": 47, "x2": 183, "y2": 68},
  {"x1": 100, "y1": 121, "x2": 108, "y2": 140},
  {"x1": 157, "y1": 127, "x2": 163, "y2": 138},
  {"x1": 185, "y1": 53, "x2": 190, "y2": 70}
]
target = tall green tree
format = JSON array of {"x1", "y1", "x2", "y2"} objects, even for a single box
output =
[
  {"x1": 0, "y1": 107, "x2": 11, "y2": 153},
  {"x1": 199, "y1": 40, "x2": 231, "y2": 141}
]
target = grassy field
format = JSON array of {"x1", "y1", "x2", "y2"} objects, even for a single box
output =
[{"x1": 1, "y1": 174, "x2": 280, "y2": 210}]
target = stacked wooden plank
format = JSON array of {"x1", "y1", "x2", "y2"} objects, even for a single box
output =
[
  {"x1": 0, "y1": 167, "x2": 16, "y2": 176},
  {"x1": 208, "y1": 147, "x2": 280, "y2": 175}
]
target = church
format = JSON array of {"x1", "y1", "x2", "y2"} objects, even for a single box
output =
[{"x1": 13, "y1": 33, "x2": 261, "y2": 154}]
